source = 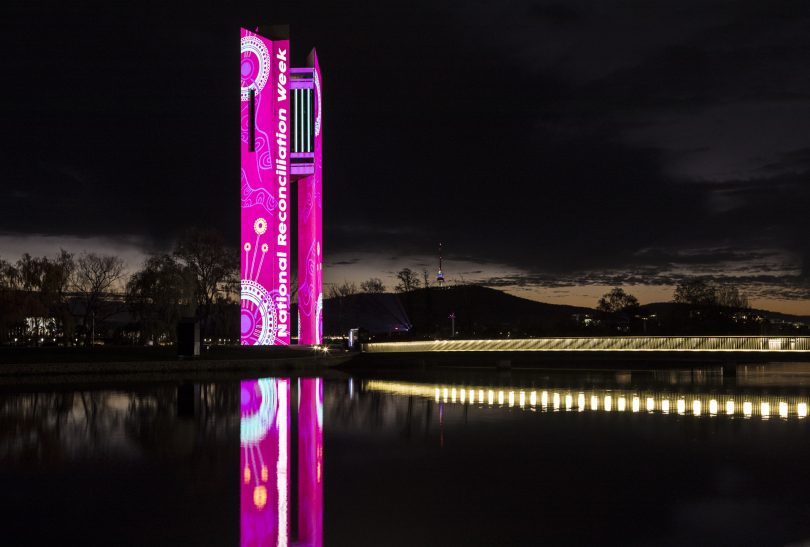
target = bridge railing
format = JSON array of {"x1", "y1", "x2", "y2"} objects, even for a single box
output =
[{"x1": 362, "y1": 336, "x2": 810, "y2": 353}]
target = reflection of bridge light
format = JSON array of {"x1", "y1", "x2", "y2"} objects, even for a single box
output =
[{"x1": 362, "y1": 381, "x2": 810, "y2": 422}]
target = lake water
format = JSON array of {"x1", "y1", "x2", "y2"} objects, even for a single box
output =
[{"x1": 2, "y1": 365, "x2": 810, "y2": 546}]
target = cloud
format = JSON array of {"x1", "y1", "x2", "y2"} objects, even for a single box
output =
[{"x1": 2, "y1": 1, "x2": 810, "y2": 313}]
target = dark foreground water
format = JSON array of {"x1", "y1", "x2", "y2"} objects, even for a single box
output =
[{"x1": 2, "y1": 365, "x2": 810, "y2": 546}]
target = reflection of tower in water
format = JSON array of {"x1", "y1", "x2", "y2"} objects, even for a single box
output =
[{"x1": 240, "y1": 378, "x2": 323, "y2": 547}]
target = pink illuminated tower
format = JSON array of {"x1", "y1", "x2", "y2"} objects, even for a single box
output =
[{"x1": 240, "y1": 26, "x2": 323, "y2": 346}]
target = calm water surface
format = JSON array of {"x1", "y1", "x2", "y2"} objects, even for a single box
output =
[{"x1": 2, "y1": 365, "x2": 810, "y2": 546}]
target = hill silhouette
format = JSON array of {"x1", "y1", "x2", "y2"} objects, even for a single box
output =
[
  {"x1": 323, "y1": 285, "x2": 810, "y2": 338},
  {"x1": 324, "y1": 285, "x2": 592, "y2": 338}
]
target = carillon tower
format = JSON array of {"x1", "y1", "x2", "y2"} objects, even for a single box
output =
[{"x1": 240, "y1": 26, "x2": 323, "y2": 346}]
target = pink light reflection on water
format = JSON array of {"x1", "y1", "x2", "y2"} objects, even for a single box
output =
[{"x1": 240, "y1": 378, "x2": 323, "y2": 547}]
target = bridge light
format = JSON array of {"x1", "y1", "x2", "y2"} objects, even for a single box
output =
[
  {"x1": 743, "y1": 401, "x2": 753, "y2": 418},
  {"x1": 508, "y1": 391, "x2": 515, "y2": 407},
  {"x1": 541, "y1": 391, "x2": 549, "y2": 409},
  {"x1": 709, "y1": 399, "x2": 718, "y2": 415},
  {"x1": 591, "y1": 395, "x2": 599, "y2": 411},
  {"x1": 530, "y1": 391, "x2": 537, "y2": 407},
  {"x1": 779, "y1": 402, "x2": 788, "y2": 419},
  {"x1": 460, "y1": 389, "x2": 466, "y2": 403},
  {"x1": 617, "y1": 397, "x2": 626, "y2": 412},
  {"x1": 578, "y1": 393, "x2": 586, "y2": 411},
  {"x1": 646, "y1": 397, "x2": 655, "y2": 412},
  {"x1": 553, "y1": 392, "x2": 561, "y2": 411},
  {"x1": 726, "y1": 400, "x2": 735, "y2": 415},
  {"x1": 498, "y1": 391, "x2": 505, "y2": 405},
  {"x1": 798, "y1": 403, "x2": 808, "y2": 418},
  {"x1": 761, "y1": 401, "x2": 770, "y2": 419},
  {"x1": 565, "y1": 394, "x2": 573, "y2": 411},
  {"x1": 451, "y1": 388, "x2": 457, "y2": 403},
  {"x1": 604, "y1": 395, "x2": 612, "y2": 412},
  {"x1": 632, "y1": 397, "x2": 640, "y2": 413},
  {"x1": 443, "y1": 388, "x2": 448, "y2": 402},
  {"x1": 662, "y1": 400, "x2": 670, "y2": 414},
  {"x1": 479, "y1": 389, "x2": 484, "y2": 403},
  {"x1": 488, "y1": 390, "x2": 494, "y2": 405},
  {"x1": 519, "y1": 391, "x2": 526, "y2": 408},
  {"x1": 677, "y1": 399, "x2": 686, "y2": 415},
  {"x1": 435, "y1": 388, "x2": 440, "y2": 402},
  {"x1": 693, "y1": 400, "x2": 701, "y2": 416}
]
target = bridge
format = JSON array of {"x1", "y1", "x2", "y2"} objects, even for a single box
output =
[{"x1": 363, "y1": 335, "x2": 810, "y2": 354}]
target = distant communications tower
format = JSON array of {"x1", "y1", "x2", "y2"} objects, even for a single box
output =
[{"x1": 436, "y1": 243, "x2": 445, "y2": 287}]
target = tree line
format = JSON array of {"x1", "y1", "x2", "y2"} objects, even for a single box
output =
[
  {"x1": 592, "y1": 278, "x2": 766, "y2": 335},
  {"x1": 595, "y1": 278, "x2": 749, "y2": 314},
  {"x1": 327, "y1": 267, "x2": 440, "y2": 299},
  {"x1": 0, "y1": 228, "x2": 237, "y2": 346}
]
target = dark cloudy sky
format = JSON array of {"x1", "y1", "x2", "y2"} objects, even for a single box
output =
[{"x1": 2, "y1": 1, "x2": 810, "y2": 313}]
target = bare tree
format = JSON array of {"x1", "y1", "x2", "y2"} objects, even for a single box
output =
[
  {"x1": 73, "y1": 253, "x2": 125, "y2": 343},
  {"x1": 360, "y1": 277, "x2": 386, "y2": 293},
  {"x1": 327, "y1": 280, "x2": 357, "y2": 299},
  {"x1": 673, "y1": 278, "x2": 716, "y2": 306},
  {"x1": 0, "y1": 257, "x2": 21, "y2": 343},
  {"x1": 174, "y1": 228, "x2": 238, "y2": 335},
  {"x1": 126, "y1": 254, "x2": 189, "y2": 344},
  {"x1": 716, "y1": 285, "x2": 749, "y2": 309},
  {"x1": 0, "y1": 257, "x2": 19, "y2": 290},
  {"x1": 9, "y1": 251, "x2": 76, "y2": 343},
  {"x1": 395, "y1": 268, "x2": 421, "y2": 292}
]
